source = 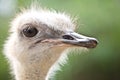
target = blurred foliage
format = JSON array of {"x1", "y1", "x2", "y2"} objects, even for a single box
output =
[{"x1": 0, "y1": 0, "x2": 120, "y2": 80}]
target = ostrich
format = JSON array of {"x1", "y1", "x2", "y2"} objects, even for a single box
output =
[{"x1": 4, "y1": 5, "x2": 98, "y2": 80}]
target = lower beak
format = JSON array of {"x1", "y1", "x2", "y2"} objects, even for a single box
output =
[{"x1": 61, "y1": 32, "x2": 98, "y2": 48}]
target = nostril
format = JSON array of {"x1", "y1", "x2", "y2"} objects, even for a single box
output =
[{"x1": 62, "y1": 35, "x2": 74, "y2": 40}]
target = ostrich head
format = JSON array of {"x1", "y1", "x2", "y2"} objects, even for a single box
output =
[{"x1": 4, "y1": 6, "x2": 98, "y2": 80}]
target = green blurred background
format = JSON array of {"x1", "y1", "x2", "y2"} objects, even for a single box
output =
[{"x1": 0, "y1": 0, "x2": 120, "y2": 80}]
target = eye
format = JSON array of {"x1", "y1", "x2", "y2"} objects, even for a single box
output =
[{"x1": 23, "y1": 26, "x2": 38, "y2": 37}]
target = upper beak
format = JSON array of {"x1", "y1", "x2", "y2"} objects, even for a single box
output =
[{"x1": 61, "y1": 32, "x2": 98, "y2": 48}]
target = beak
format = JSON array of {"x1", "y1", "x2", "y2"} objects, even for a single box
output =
[{"x1": 61, "y1": 32, "x2": 98, "y2": 48}]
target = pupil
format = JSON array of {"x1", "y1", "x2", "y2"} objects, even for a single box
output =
[{"x1": 23, "y1": 27, "x2": 38, "y2": 37}]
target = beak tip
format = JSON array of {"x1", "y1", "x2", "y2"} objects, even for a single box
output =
[{"x1": 88, "y1": 38, "x2": 98, "y2": 48}]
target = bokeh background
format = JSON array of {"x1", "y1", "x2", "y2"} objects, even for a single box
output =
[{"x1": 0, "y1": 0, "x2": 120, "y2": 80}]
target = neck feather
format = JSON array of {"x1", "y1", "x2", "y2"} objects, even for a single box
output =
[{"x1": 12, "y1": 49, "x2": 67, "y2": 80}]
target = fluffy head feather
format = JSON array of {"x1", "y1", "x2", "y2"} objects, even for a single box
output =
[{"x1": 11, "y1": 7, "x2": 76, "y2": 33}]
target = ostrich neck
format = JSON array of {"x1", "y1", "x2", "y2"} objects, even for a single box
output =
[{"x1": 14, "y1": 49, "x2": 65, "y2": 80}]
